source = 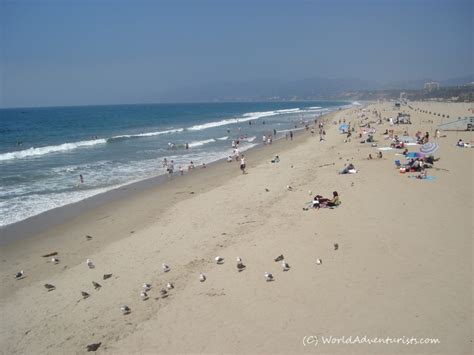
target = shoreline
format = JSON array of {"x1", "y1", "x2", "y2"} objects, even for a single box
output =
[{"x1": 0, "y1": 108, "x2": 338, "y2": 245}]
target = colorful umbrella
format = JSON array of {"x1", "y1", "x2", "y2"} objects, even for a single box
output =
[{"x1": 420, "y1": 142, "x2": 439, "y2": 155}]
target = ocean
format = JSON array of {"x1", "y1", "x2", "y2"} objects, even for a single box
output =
[{"x1": 0, "y1": 101, "x2": 351, "y2": 227}]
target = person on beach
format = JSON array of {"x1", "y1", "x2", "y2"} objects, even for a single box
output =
[
  {"x1": 167, "y1": 160, "x2": 174, "y2": 176},
  {"x1": 262, "y1": 135, "x2": 266, "y2": 145},
  {"x1": 185, "y1": 143, "x2": 189, "y2": 150},
  {"x1": 179, "y1": 166, "x2": 184, "y2": 175},
  {"x1": 285, "y1": 132, "x2": 289, "y2": 140},
  {"x1": 290, "y1": 131, "x2": 293, "y2": 140},
  {"x1": 188, "y1": 161, "x2": 194, "y2": 170},
  {"x1": 240, "y1": 154, "x2": 246, "y2": 174},
  {"x1": 319, "y1": 191, "x2": 340, "y2": 207},
  {"x1": 273, "y1": 128, "x2": 277, "y2": 136},
  {"x1": 201, "y1": 163, "x2": 207, "y2": 168},
  {"x1": 79, "y1": 174, "x2": 84, "y2": 184}
]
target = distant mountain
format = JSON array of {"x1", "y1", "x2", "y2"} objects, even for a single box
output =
[
  {"x1": 159, "y1": 77, "x2": 376, "y2": 102},
  {"x1": 158, "y1": 74, "x2": 473, "y2": 102}
]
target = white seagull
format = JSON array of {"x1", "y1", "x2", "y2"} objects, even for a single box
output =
[
  {"x1": 51, "y1": 257, "x2": 60, "y2": 264},
  {"x1": 143, "y1": 283, "x2": 152, "y2": 291},
  {"x1": 15, "y1": 270, "x2": 24, "y2": 280},
  {"x1": 281, "y1": 260, "x2": 290, "y2": 271},
  {"x1": 264, "y1": 272, "x2": 274, "y2": 281},
  {"x1": 140, "y1": 291, "x2": 148, "y2": 301},
  {"x1": 215, "y1": 256, "x2": 224, "y2": 264},
  {"x1": 316, "y1": 258, "x2": 322, "y2": 265},
  {"x1": 166, "y1": 282, "x2": 174, "y2": 290},
  {"x1": 199, "y1": 273, "x2": 206, "y2": 282},
  {"x1": 162, "y1": 263, "x2": 170, "y2": 273},
  {"x1": 86, "y1": 259, "x2": 95, "y2": 269}
]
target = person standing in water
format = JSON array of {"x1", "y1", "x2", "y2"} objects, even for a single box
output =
[{"x1": 79, "y1": 174, "x2": 84, "y2": 184}]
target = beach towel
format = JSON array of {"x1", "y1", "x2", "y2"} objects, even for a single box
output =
[
  {"x1": 407, "y1": 176, "x2": 436, "y2": 181},
  {"x1": 378, "y1": 147, "x2": 393, "y2": 151}
]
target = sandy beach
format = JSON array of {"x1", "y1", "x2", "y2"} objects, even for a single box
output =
[{"x1": 1, "y1": 101, "x2": 472, "y2": 354}]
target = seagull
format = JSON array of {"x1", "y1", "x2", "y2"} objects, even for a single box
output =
[
  {"x1": 120, "y1": 305, "x2": 131, "y2": 315},
  {"x1": 166, "y1": 282, "x2": 174, "y2": 290},
  {"x1": 140, "y1": 291, "x2": 148, "y2": 301},
  {"x1": 86, "y1": 343, "x2": 101, "y2": 352},
  {"x1": 160, "y1": 288, "x2": 168, "y2": 297},
  {"x1": 237, "y1": 260, "x2": 246, "y2": 272},
  {"x1": 274, "y1": 254, "x2": 284, "y2": 262},
  {"x1": 15, "y1": 270, "x2": 24, "y2": 280},
  {"x1": 334, "y1": 243, "x2": 339, "y2": 251},
  {"x1": 281, "y1": 260, "x2": 290, "y2": 271},
  {"x1": 143, "y1": 283, "x2": 152, "y2": 291},
  {"x1": 316, "y1": 258, "x2": 322, "y2": 265},
  {"x1": 264, "y1": 272, "x2": 274, "y2": 281},
  {"x1": 81, "y1": 291, "x2": 90, "y2": 299},
  {"x1": 162, "y1": 263, "x2": 170, "y2": 273},
  {"x1": 85, "y1": 235, "x2": 93, "y2": 241},
  {"x1": 215, "y1": 256, "x2": 224, "y2": 264},
  {"x1": 199, "y1": 273, "x2": 206, "y2": 282},
  {"x1": 286, "y1": 185, "x2": 293, "y2": 191},
  {"x1": 51, "y1": 257, "x2": 60, "y2": 264},
  {"x1": 44, "y1": 283, "x2": 56, "y2": 291},
  {"x1": 265, "y1": 188, "x2": 270, "y2": 192},
  {"x1": 92, "y1": 281, "x2": 102, "y2": 290},
  {"x1": 308, "y1": 190, "x2": 312, "y2": 196},
  {"x1": 86, "y1": 259, "x2": 95, "y2": 269},
  {"x1": 236, "y1": 257, "x2": 242, "y2": 263},
  {"x1": 103, "y1": 273, "x2": 113, "y2": 280}
]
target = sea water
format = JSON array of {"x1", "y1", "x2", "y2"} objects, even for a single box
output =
[{"x1": 0, "y1": 101, "x2": 350, "y2": 226}]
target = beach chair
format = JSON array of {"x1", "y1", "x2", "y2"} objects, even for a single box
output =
[{"x1": 394, "y1": 160, "x2": 401, "y2": 168}]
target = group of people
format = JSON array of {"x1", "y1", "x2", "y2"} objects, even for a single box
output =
[{"x1": 304, "y1": 191, "x2": 341, "y2": 210}]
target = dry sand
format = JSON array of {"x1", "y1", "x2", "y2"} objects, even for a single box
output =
[{"x1": 0, "y1": 101, "x2": 472, "y2": 354}]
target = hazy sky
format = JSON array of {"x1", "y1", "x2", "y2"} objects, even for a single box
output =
[{"x1": 1, "y1": 0, "x2": 472, "y2": 107}]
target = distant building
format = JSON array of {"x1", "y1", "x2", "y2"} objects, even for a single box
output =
[{"x1": 424, "y1": 81, "x2": 440, "y2": 91}]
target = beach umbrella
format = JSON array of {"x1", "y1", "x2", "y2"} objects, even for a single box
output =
[
  {"x1": 419, "y1": 142, "x2": 439, "y2": 155},
  {"x1": 339, "y1": 124, "x2": 349, "y2": 133}
]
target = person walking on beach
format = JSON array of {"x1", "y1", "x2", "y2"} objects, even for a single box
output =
[
  {"x1": 290, "y1": 131, "x2": 293, "y2": 140},
  {"x1": 167, "y1": 160, "x2": 174, "y2": 176},
  {"x1": 240, "y1": 154, "x2": 246, "y2": 174}
]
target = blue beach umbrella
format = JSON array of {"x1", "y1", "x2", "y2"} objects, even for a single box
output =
[
  {"x1": 339, "y1": 124, "x2": 349, "y2": 133},
  {"x1": 419, "y1": 142, "x2": 439, "y2": 155}
]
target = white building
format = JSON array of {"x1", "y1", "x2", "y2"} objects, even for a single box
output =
[{"x1": 424, "y1": 81, "x2": 440, "y2": 91}]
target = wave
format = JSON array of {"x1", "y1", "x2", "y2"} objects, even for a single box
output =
[
  {"x1": 107, "y1": 128, "x2": 184, "y2": 142},
  {"x1": 188, "y1": 139, "x2": 216, "y2": 148},
  {"x1": 307, "y1": 106, "x2": 322, "y2": 109},
  {"x1": 0, "y1": 139, "x2": 107, "y2": 161},
  {"x1": 188, "y1": 108, "x2": 302, "y2": 131},
  {"x1": 216, "y1": 136, "x2": 228, "y2": 140}
]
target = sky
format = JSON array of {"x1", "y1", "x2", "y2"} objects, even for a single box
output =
[{"x1": 1, "y1": 0, "x2": 472, "y2": 107}]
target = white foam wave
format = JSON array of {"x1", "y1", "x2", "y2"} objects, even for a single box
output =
[
  {"x1": 188, "y1": 108, "x2": 302, "y2": 131},
  {"x1": 0, "y1": 139, "x2": 107, "y2": 161},
  {"x1": 216, "y1": 136, "x2": 228, "y2": 140},
  {"x1": 307, "y1": 106, "x2": 322, "y2": 109},
  {"x1": 109, "y1": 128, "x2": 184, "y2": 140},
  {"x1": 188, "y1": 139, "x2": 216, "y2": 148}
]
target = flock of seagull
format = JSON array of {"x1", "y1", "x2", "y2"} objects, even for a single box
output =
[{"x1": 13, "y1": 235, "x2": 337, "y2": 352}]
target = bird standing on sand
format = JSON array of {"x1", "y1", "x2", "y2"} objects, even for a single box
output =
[
  {"x1": 264, "y1": 272, "x2": 274, "y2": 281},
  {"x1": 85, "y1": 235, "x2": 93, "y2": 241},
  {"x1": 86, "y1": 259, "x2": 95, "y2": 269},
  {"x1": 81, "y1": 291, "x2": 90, "y2": 299},
  {"x1": 199, "y1": 273, "x2": 206, "y2": 282},
  {"x1": 120, "y1": 305, "x2": 131, "y2": 315},
  {"x1": 334, "y1": 243, "x2": 339, "y2": 251},
  {"x1": 160, "y1": 288, "x2": 168, "y2": 297},
  {"x1": 281, "y1": 260, "x2": 290, "y2": 271},
  {"x1": 286, "y1": 185, "x2": 293, "y2": 191},
  {"x1": 15, "y1": 270, "x2": 24, "y2": 280},
  {"x1": 162, "y1": 263, "x2": 170, "y2": 273},
  {"x1": 215, "y1": 256, "x2": 224, "y2": 264},
  {"x1": 274, "y1": 254, "x2": 284, "y2": 262},
  {"x1": 51, "y1": 257, "x2": 60, "y2": 264},
  {"x1": 140, "y1": 291, "x2": 148, "y2": 301},
  {"x1": 316, "y1": 258, "x2": 322, "y2": 265},
  {"x1": 103, "y1": 273, "x2": 112, "y2": 280},
  {"x1": 44, "y1": 283, "x2": 56, "y2": 291},
  {"x1": 92, "y1": 281, "x2": 102, "y2": 290},
  {"x1": 143, "y1": 283, "x2": 152, "y2": 291},
  {"x1": 166, "y1": 282, "x2": 174, "y2": 290},
  {"x1": 86, "y1": 343, "x2": 101, "y2": 352}
]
